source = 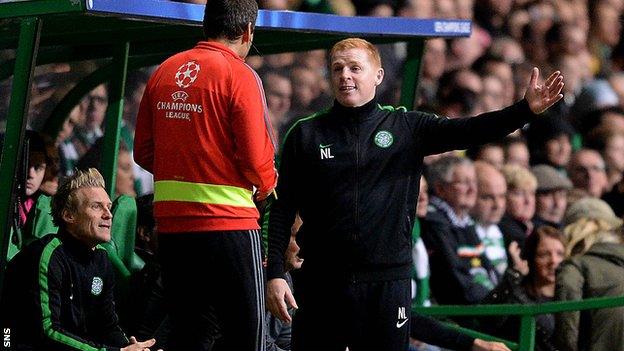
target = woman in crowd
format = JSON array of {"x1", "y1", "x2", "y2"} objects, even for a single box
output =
[
  {"x1": 481, "y1": 226, "x2": 565, "y2": 351},
  {"x1": 499, "y1": 164, "x2": 537, "y2": 249},
  {"x1": 555, "y1": 198, "x2": 624, "y2": 351}
]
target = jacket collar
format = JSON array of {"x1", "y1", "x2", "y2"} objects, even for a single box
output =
[
  {"x1": 331, "y1": 96, "x2": 380, "y2": 122},
  {"x1": 195, "y1": 41, "x2": 243, "y2": 62}
]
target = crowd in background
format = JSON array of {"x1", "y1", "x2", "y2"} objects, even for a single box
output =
[{"x1": 3, "y1": 0, "x2": 624, "y2": 350}]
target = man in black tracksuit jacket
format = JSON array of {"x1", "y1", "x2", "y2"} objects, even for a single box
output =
[
  {"x1": 1, "y1": 232, "x2": 128, "y2": 351},
  {"x1": 0, "y1": 168, "x2": 157, "y2": 351},
  {"x1": 266, "y1": 38, "x2": 564, "y2": 351}
]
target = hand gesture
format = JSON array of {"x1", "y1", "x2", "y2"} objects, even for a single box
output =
[
  {"x1": 121, "y1": 336, "x2": 162, "y2": 351},
  {"x1": 524, "y1": 67, "x2": 564, "y2": 114},
  {"x1": 508, "y1": 241, "x2": 529, "y2": 276},
  {"x1": 472, "y1": 338, "x2": 512, "y2": 351},
  {"x1": 267, "y1": 278, "x2": 298, "y2": 323}
]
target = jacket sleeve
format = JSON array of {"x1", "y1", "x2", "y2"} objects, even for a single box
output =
[
  {"x1": 134, "y1": 83, "x2": 154, "y2": 173},
  {"x1": 554, "y1": 261, "x2": 584, "y2": 351},
  {"x1": 266, "y1": 126, "x2": 300, "y2": 280},
  {"x1": 230, "y1": 67, "x2": 278, "y2": 194},
  {"x1": 417, "y1": 99, "x2": 538, "y2": 156},
  {"x1": 40, "y1": 252, "x2": 122, "y2": 351},
  {"x1": 410, "y1": 313, "x2": 474, "y2": 351}
]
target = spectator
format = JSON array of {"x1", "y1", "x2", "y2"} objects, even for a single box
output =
[
  {"x1": 555, "y1": 197, "x2": 624, "y2": 351},
  {"x1": 0, "y1": 168, "x2": 158, "y2": 351},
  {"x1": 289, "y1": 66, "x2": 327, "y2": 119},
  {"x1": 585, "y1": 126, "x2": 624, "y2": 190},
  {"x1": 57, "y1": 104, "x2": 83, "y2": 175},
  {"x1": 7, "y1": 131, "x2": 55, "y2": 259},
  {"x1": 482, "y1": 226, "x2": 564, "y2": 351},
  {"x1": 480, "y1": 74, "x2": 505, "y2": 112},
  {"x1": 418, "y1": 38, "x2": 447, "y2": 106},
  {"x1": 532, "y1": 164, "x2": 573, "y2": 229},
  {"x1": 471, "y1": 161, "x2": 508, "y2": 275},
  {"x1": 466, "y1": 142, "x2": 505, "y2": 170},
  {"x1": 525, "y1": 113, "x2": 575, "y2": 170},
  {"x1": 263, "y1": 70, "x2": 293, "y2": 142},
  {"x1": 499, "y1": 164, "x2": 537, "y2": 250},
  {"x1": 567, "y1": 148, "x2": 609, "y2": 198},
  {"x1": 504, "y1": 136, "x2": 530, "y2": 168},
  {"x1": 38, "y1": 136, "x2": 61, "y2": 196},
  {"x1": 422, "y1": 156, "x2": 498, "y2": 305},
  {"x1": 74, "y1": 84, "x2": 108, "y2": 156}
]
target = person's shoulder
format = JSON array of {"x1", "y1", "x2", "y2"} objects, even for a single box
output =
[{"x1": 287, "y1": 109, "x2": 333, "y2": 134}]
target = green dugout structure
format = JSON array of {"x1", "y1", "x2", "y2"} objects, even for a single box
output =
[{"x1": 0, "y1": 1, "x2": 616, "y2": 350}]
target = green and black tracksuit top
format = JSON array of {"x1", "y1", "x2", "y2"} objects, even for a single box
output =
[
  {"x1": 267, "y1": 97, "x2": 538, "y2": 282},
  {"x1": 0, "y1": 232, "x2": 128, "y2": 350}
]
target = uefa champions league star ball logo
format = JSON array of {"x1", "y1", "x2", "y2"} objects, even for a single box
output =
[
  {"x1": 175, "y1": 61, "x2": 201, "y2": 89},
  {"x1": 374, "y1": 130, "x2": 394, "y2": 148}
]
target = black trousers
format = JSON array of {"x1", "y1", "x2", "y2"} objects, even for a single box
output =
[
  {"x1": 291, "y1": 276, "x2": 411, "y2": 351},
  {"x1": 158, "y1": 230, "x2": 265, "y2": 351}
]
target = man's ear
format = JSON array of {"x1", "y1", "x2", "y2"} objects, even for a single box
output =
[
  {"x1": 242, "y1": 22, "x2": 253, "y2": 44},
  {"x1": 375, "y1": 68, "x2": 385, "y2": 86},
  {"x1": 62, "y1": 209, "x2": 75, "y2": 224}
]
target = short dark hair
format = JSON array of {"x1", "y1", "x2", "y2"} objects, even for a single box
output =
[{"x1": 203, "y1": 0, "x2": 258, "y2": 41}]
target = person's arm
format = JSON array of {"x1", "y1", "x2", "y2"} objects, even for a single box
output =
[
  {"x1": 230, "y1": 67, "x2": 278, "y2": 199},
  {"x1": 554, "y1": 261, "x2": 584, "y2": 351},
  {"x1": 266, "y1": 126, "x2": 300, "y2": 323},
  {"x1": 411, "y1": 314, "x2": 511, "y2": 351},
  {"x1": 40, "y1": 252, "x2": 122, "y2": 351},
  {"x1": 134, "y1": 83, "x2": 154, "y2": 173},
  {"x1": 418, "y1": 69, "x2": 563, "y2": 155}
]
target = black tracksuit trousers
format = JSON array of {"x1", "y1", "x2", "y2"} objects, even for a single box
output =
[
  {"x1": 158, "y1": 230, "x2": 266, "y2": 351},
  {"x1": 291, "y1": 274, "x2": 411, "y2": 351}
]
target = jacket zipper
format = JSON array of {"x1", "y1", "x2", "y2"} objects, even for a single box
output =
[{"x1": 354, "y1": 120, "x2": 359, "y2": 241}]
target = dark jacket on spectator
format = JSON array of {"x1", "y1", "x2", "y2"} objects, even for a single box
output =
[
  {"x1": 421, "y1": 205, "x2": 498, "y2": 305},
  {"x1": 481, "y1": 269, "x2": 558, "y2": 351}
]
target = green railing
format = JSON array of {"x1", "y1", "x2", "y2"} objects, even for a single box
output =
[{"x1": 414, "y1": 295, "x2": 624, "y2": 351}]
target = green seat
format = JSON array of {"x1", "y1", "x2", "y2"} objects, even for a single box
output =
[
  {"x1": 101, "y1": 194, "x2": 145, "y2": 279},
  {"x1": 7, "y1": 194, "x2": 58, "y2": 261}
]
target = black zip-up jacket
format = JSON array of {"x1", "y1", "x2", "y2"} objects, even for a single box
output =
[
  {"x1": 267, "y1": 97, "x2": 538, "y2": 282},
  {"x1": 0, "y1": 232, "x2": 128, "y2": 350}
]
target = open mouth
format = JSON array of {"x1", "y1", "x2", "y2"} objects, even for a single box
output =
[
  {"x1": 339, "y1": 86, "x2": 355, "y2": 92},
  {"x1": 99, "y1": 224, "x2": 111, "y2": 229}
]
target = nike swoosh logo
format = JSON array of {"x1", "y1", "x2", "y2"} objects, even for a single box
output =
[
  {"x1": 396, "y1": 318, "x2": 408, "y2": 328},
  {"x1": 319, "y1": 143, "x2": 333, "y2": 148}
]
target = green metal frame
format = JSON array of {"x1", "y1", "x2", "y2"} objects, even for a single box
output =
[
  {"x1": 414, "y1": 294, "x2": 624, "y2": 351},
  {"x1": 101, "y1": 42, "x2": 129, "y2": 196},
  {"x1": 0, "y1": 17, "x2": 41, "y2": 293}
]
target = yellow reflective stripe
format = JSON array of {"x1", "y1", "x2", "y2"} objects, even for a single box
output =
[{"x1": 154, "y1": 180, "x2": 254, "y2": 207}]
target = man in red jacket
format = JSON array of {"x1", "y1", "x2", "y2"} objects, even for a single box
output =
[{"x1": 134, "y1": 1, "x2": 277, "y2": 350}]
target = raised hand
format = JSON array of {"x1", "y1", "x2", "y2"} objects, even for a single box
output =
[{"x1": 524, "y1": 67, "x2": 564, "y2": 114}]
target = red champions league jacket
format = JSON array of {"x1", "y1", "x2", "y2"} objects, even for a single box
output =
[{"x1": 134, "y1": 41, "x2": 277, "y2": 233}]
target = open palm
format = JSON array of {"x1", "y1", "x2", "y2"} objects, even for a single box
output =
[{"x1": 524, "y1": 67, "x2": 564, "y2": 114}]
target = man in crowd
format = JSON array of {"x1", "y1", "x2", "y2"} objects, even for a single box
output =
[
  {"x1": 0, "y1": 168, "x2": 158, "y2": 351},
  {"x1": 134, "y1": 0, "x2": 277, "y2": 350},
  {"x1": 266, "y1": 37, "x2": 563, "y2": 350},
  {"x1": 567, "y1": 148, "x2": 609, "y2": 198},
  {"x1": 472, "y1": 161, "x2": 509, "y2": 276},
  {"x1": 423, "y1": 156, "x2": 499, "y2": 304},
  {"x1": 531, "y1": 164, "x2": 572, "y2": 228}
]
